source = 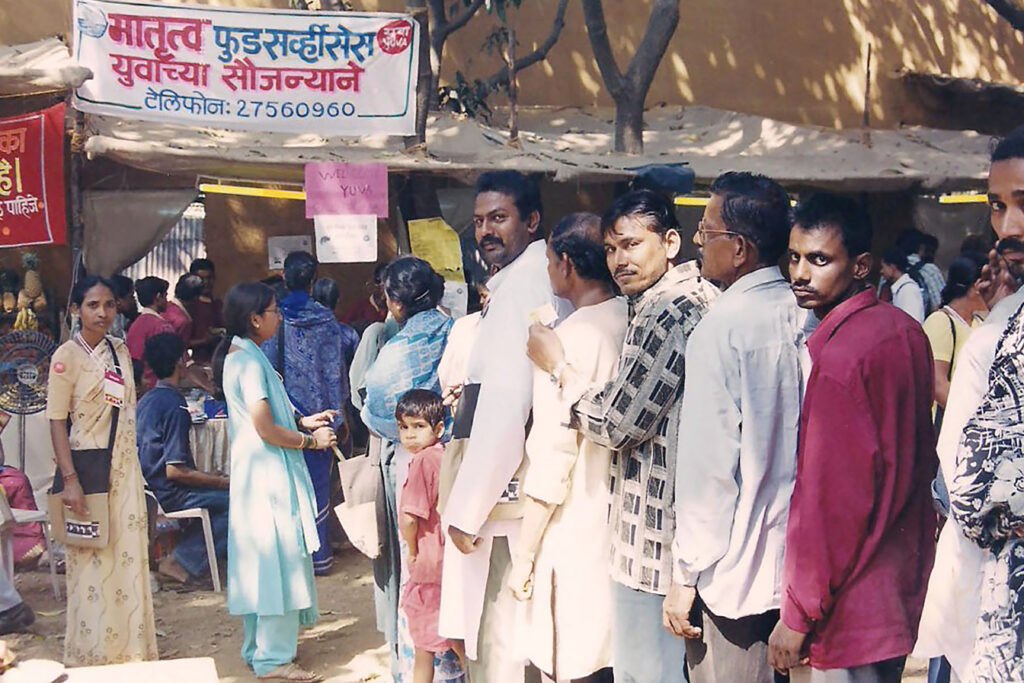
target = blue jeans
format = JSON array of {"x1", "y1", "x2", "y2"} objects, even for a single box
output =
[
  {"x1": 613, "y1": 582, "x2": 688, "y2": 683},
  {"x1": 166, "y1": 487, "x2": 229, "y2": 579}
]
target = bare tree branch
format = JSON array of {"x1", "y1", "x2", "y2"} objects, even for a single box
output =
[
  {"x1": 982, "y1": 0, "x2": 1024, "y2": 31},
  {"x1": 439, "y1": 0, "x2": 486, "y2": 42},
  {"x1": 581, "y1": 0, "x2": 625, "y2": 96},
  {"x1": 479, "y1": 0, "x2": 569, "y2": 95},
  {"x1": 624, "y1": 0, "x2": 679, "y2": 95}
]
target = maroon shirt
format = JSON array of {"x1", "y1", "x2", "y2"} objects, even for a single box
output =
[
  {"x1": 185, "y1": 298, "x2": 224, "y2": 364},
  {"x1": 126, "y1": 310, "x2": 175, "y2": 391},
  {"x1": 781, "y1": 288, "x2": 937, "y2": 669}
]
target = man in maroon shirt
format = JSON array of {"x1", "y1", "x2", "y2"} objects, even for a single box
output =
[
  {"x1": 185, "y1": 258, "x2": 225, "y2": 364},
  {"x1": 768, "y1": 193, "x2": 937, "y2": 682},
  {"x1": 126, "y1": 276, "x2": 174, "y2": 393}
]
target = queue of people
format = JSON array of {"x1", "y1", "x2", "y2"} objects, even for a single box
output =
[{"x1": 36, "y1": 126, "x2": 1024, "y2": 683}]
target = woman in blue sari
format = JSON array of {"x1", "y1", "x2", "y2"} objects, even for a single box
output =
[
  {"x1": 215, "y1": 282, "x2": 338, "y2": 683},
  {"x1": 362, "y1": 257, "x2": 457, "y2": 681}
]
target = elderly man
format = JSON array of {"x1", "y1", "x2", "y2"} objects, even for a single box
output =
[{"x1": 663, "y1": 172, "x2": 804, "y2": 683}]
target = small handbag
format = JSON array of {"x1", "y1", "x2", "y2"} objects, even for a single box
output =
[
  {"x1": 48, "y1": 338, "x2": 121, "y2": 550},
  {"x1": 333, "y1": 436, "x2": 385, "y2": 559}
]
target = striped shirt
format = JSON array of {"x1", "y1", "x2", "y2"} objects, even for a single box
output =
[{"x1": 567, "y1": 262, "x2": 717, "y2": 595}]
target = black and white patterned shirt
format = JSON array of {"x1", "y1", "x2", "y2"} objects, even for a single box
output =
[{"x1": 567, "y1": 262, "x2": 717, "y2": 595}]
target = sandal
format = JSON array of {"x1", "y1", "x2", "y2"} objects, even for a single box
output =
[{"x1": 257, "y1": 663, "x2": 324, "y2": 682}]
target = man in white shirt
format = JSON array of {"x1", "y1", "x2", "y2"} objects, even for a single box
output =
[
  {"x1": 913, "y1": 126, "x2": 1024, "y2": 682},
  {"x1": 881, "y1": 248, "x2": 926, "y2": 322},
  {"x1": 662, "y1": 172, "x2": 805, "y2": 682},
  {"x1": 440, "y1": 171, "x2": 565, "y2": 682}
]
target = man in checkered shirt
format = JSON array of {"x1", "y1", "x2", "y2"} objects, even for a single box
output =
[{"x1": 528, "y1": 189, "x2": 718, "y2": 683}]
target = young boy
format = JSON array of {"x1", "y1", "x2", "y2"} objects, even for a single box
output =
[{"x1": 396, "y1": 389, "x2": 465, "y2": 682}]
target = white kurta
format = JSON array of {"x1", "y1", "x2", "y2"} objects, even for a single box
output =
[
  {"x1": 518, "y1": 297, "x2": 627, "y2": 679},
  {"x1": 913, "y1": 289, "x2": 1024, "y2": 677},
  {"x1": 439, "y1": 240, "x2": 569, "y2": 659}
]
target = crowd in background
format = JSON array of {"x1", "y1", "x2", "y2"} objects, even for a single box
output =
[{"x1": 17, "y1": 126, "x2": 1024, "y2": 683}]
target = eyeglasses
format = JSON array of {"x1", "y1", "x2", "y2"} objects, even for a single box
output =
[
  {"x1": 695, "y1": 220, "x2": 739, "y2": 246},
  {"x1": 264, "y1": 307, "x2": 282, "y2": 317}
]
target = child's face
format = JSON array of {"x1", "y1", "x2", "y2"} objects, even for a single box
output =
[{"x1": 397, "y1": 415, "x2": 443, "y2": 454}]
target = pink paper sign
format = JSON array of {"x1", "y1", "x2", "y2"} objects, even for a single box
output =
[{"x1": 304, "y1": 163, "x2": 388, "y2": 218}]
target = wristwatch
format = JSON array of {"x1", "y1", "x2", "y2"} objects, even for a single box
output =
[{"x1": 549, "y1": 360, "x2": 568, "y2": 386}]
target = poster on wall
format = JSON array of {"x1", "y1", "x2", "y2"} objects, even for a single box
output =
[
  {"x1": 267, "y1": 235, "x2": 312, "y2": 270},
  {"x1": 0, "y1": 104, "x2": 67, "y2": 249},
  {"x1": 72, "y1": 0, "x2": 419, "y2": 136},
  {"x1": 314, "y1": 214, "x2": 377, "y2": 263}
]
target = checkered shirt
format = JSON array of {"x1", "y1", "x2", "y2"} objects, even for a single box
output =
[{"x1": 570, "y1": 262, "x2": 717, "y2": 595}]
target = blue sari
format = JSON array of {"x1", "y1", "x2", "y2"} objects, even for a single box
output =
[
  {"x1": 361, "y1": 308, "x2": 458, "y2": 680},
  {"x1": 263, "y1": 290, "x2": 347, "y2": 575}
]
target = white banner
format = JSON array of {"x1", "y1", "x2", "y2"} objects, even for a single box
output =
[{"x1": 72, "y1": 0, "x2": 419, "y2": 136}]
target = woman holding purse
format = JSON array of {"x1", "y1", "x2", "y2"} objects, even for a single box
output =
[
  {"x1": 47, "y1": 275, "x2": 158, "y2": 666},
  {"x1": 213, "y1": 282, "x2": 337, "y2": 683}
]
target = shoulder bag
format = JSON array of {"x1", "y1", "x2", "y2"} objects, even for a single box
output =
[{"x1": 48, "y1": 338, "x2": 121, "y2": 549}]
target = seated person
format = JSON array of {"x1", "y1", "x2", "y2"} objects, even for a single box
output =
[{"x1": 137, "y1": 332, "x2": 229, "y2": 584}]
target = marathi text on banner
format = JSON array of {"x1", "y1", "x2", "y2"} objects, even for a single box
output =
[
  {"x1": 73, "y1": 1, "x2": 418, "y2": 136},
  {"x1": 0, "y1": 104, "x2": 67, "y2": 249}
]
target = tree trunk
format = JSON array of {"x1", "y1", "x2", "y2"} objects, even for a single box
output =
[
  {"x1": 405, "y1": 0, "x2": 432, "y2": 149},
  {"x1": 614, "y1": 97, "x2": 645, "y2": 154}
]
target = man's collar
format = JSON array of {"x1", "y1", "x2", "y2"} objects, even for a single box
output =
[
  {"x1": 717, "y1": 265, "x2": 784, "y2": 302},
  {"x1": 807, "y1": 287, "x2": 877, "y2": 361},
  {"x1": 140, "y1": 306, "x2": 162, "y2": 317},
  {"x1": 486, "y1": 240, "x2": 545, "y2": 292},
  {"x1": 154, "y1": 379, "x2": 182, "y2": 393}
]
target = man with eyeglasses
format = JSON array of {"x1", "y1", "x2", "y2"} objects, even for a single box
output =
[{"x1": 662, "y1": 172, "x2": 806, "y2": 683}]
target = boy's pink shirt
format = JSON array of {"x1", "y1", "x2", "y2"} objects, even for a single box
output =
[{"x1": 400, "y1": 442, "x2": 445, "y2": 585}]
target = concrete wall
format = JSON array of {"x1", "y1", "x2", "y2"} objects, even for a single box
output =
[{"x1": 10, "y1": 0, "x2": 1024, "y2": 131}]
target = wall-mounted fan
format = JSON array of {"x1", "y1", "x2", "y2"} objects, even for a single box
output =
[{"x1": 0, "y1": 331, "x2": 57, "y2": 469}]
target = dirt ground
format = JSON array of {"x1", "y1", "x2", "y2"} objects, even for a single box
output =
[
  {"x1": 2, "y1": 547, "x2": 390, "y2": 682},
  {"x1": 0, "y1": 548, "x2": 929, "y2": 682}
]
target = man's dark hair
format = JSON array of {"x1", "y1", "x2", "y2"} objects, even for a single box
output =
[
  {"x1": 709, "y1": 171, "x2": 792, "y2": 263},
  {"x1": 144, "y1": 332, "x2": 185, "y2": 380},
  {"x1": 601, "y1": 189, "x2": 680, "y2": 237},
  {"x1": 135, "y1": 276, "x2": 169, "y2": 308},
  {"x1": 283, "y1": 251, "x2": 317, "y2": 292},
  {"x1": 174, "y1": 273, "x2": 204, "y2": 303},
  {"x1": 549, "y1": 212, "x2": 613, "y2": 284},
  {"x1": 894, "y1": 229, "x2": 923, "y2": 254},
  {"x1": 882, "y1": 247, "x2": 909, "y2": 273},
  {"x1": 992, "y1": 124, "x2": 1024, "y2": 162},
  {"x1": 475, "y1": 171, "x2": 543, "y2": 223},
  {"x1": 395, "y1": 389, "x2": 445, "y2": 427},
  {"x1": 110, "y1": 274, "x2": 134, "y2": 299},
  {"x1": 791, "y1": 193, "x2": 873, "y2": 258},
  {"x1": 189, "y1": 258, "x2": 215, "y2": 275},
  {"x1": 919, "y1": 233, "x2": 939, "y2": 250}
]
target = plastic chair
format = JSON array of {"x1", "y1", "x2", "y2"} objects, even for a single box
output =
[
  {"x1": 161, "y1": 507, "x2": 221, "y2": 593},
  {"x1": 0, "y1": 494, "x2": 60, "y2": 599}
]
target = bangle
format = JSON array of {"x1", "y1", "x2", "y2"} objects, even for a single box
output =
[{"x1": 62, "y1": 471, "x2": 78, "y2": 484}]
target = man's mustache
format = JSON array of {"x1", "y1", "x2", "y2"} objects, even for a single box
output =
[{"x1": 479, "y1": 236, "x2": 504, "y2": 249}]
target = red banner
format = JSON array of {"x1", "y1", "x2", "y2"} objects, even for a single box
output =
[{"x1": 0, "y1": 104, "x2": 66, "y2": 248}]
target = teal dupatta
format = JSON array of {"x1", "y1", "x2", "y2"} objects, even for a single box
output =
[{"x1": 223, "y1": 336, "x2": 319, "y2": 623}]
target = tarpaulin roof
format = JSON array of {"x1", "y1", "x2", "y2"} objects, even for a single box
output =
[
  {"x1": 0, "y1": 38, "x2": 93, "y2": 96},
  {"x1": 82, "y1": 104, "x2": 995, "y2": 191}
]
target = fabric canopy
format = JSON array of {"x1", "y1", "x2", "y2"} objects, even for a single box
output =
[
  {"x1": 82, "y1": 189, "x2": 197, "y2": 277},
  {"x1": 0, "y1": 38, "x2": 92, "y2": 96},
  {"x1": 82, "y1": 105, "x2": 994, "y2": 192}
]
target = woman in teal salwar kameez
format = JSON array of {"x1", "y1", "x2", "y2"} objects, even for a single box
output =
[{"x1": 215, "y1": 282, "x2": 339, "y2": 683}]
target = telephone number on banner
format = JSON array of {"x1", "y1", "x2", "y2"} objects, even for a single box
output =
[{"x1": 142, "y1": 87, "x2": 357, "y2": 119}]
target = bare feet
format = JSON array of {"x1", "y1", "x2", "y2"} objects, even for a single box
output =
[{"x1": 158, "y1": 555, "x2": 189, "y2": 583}]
